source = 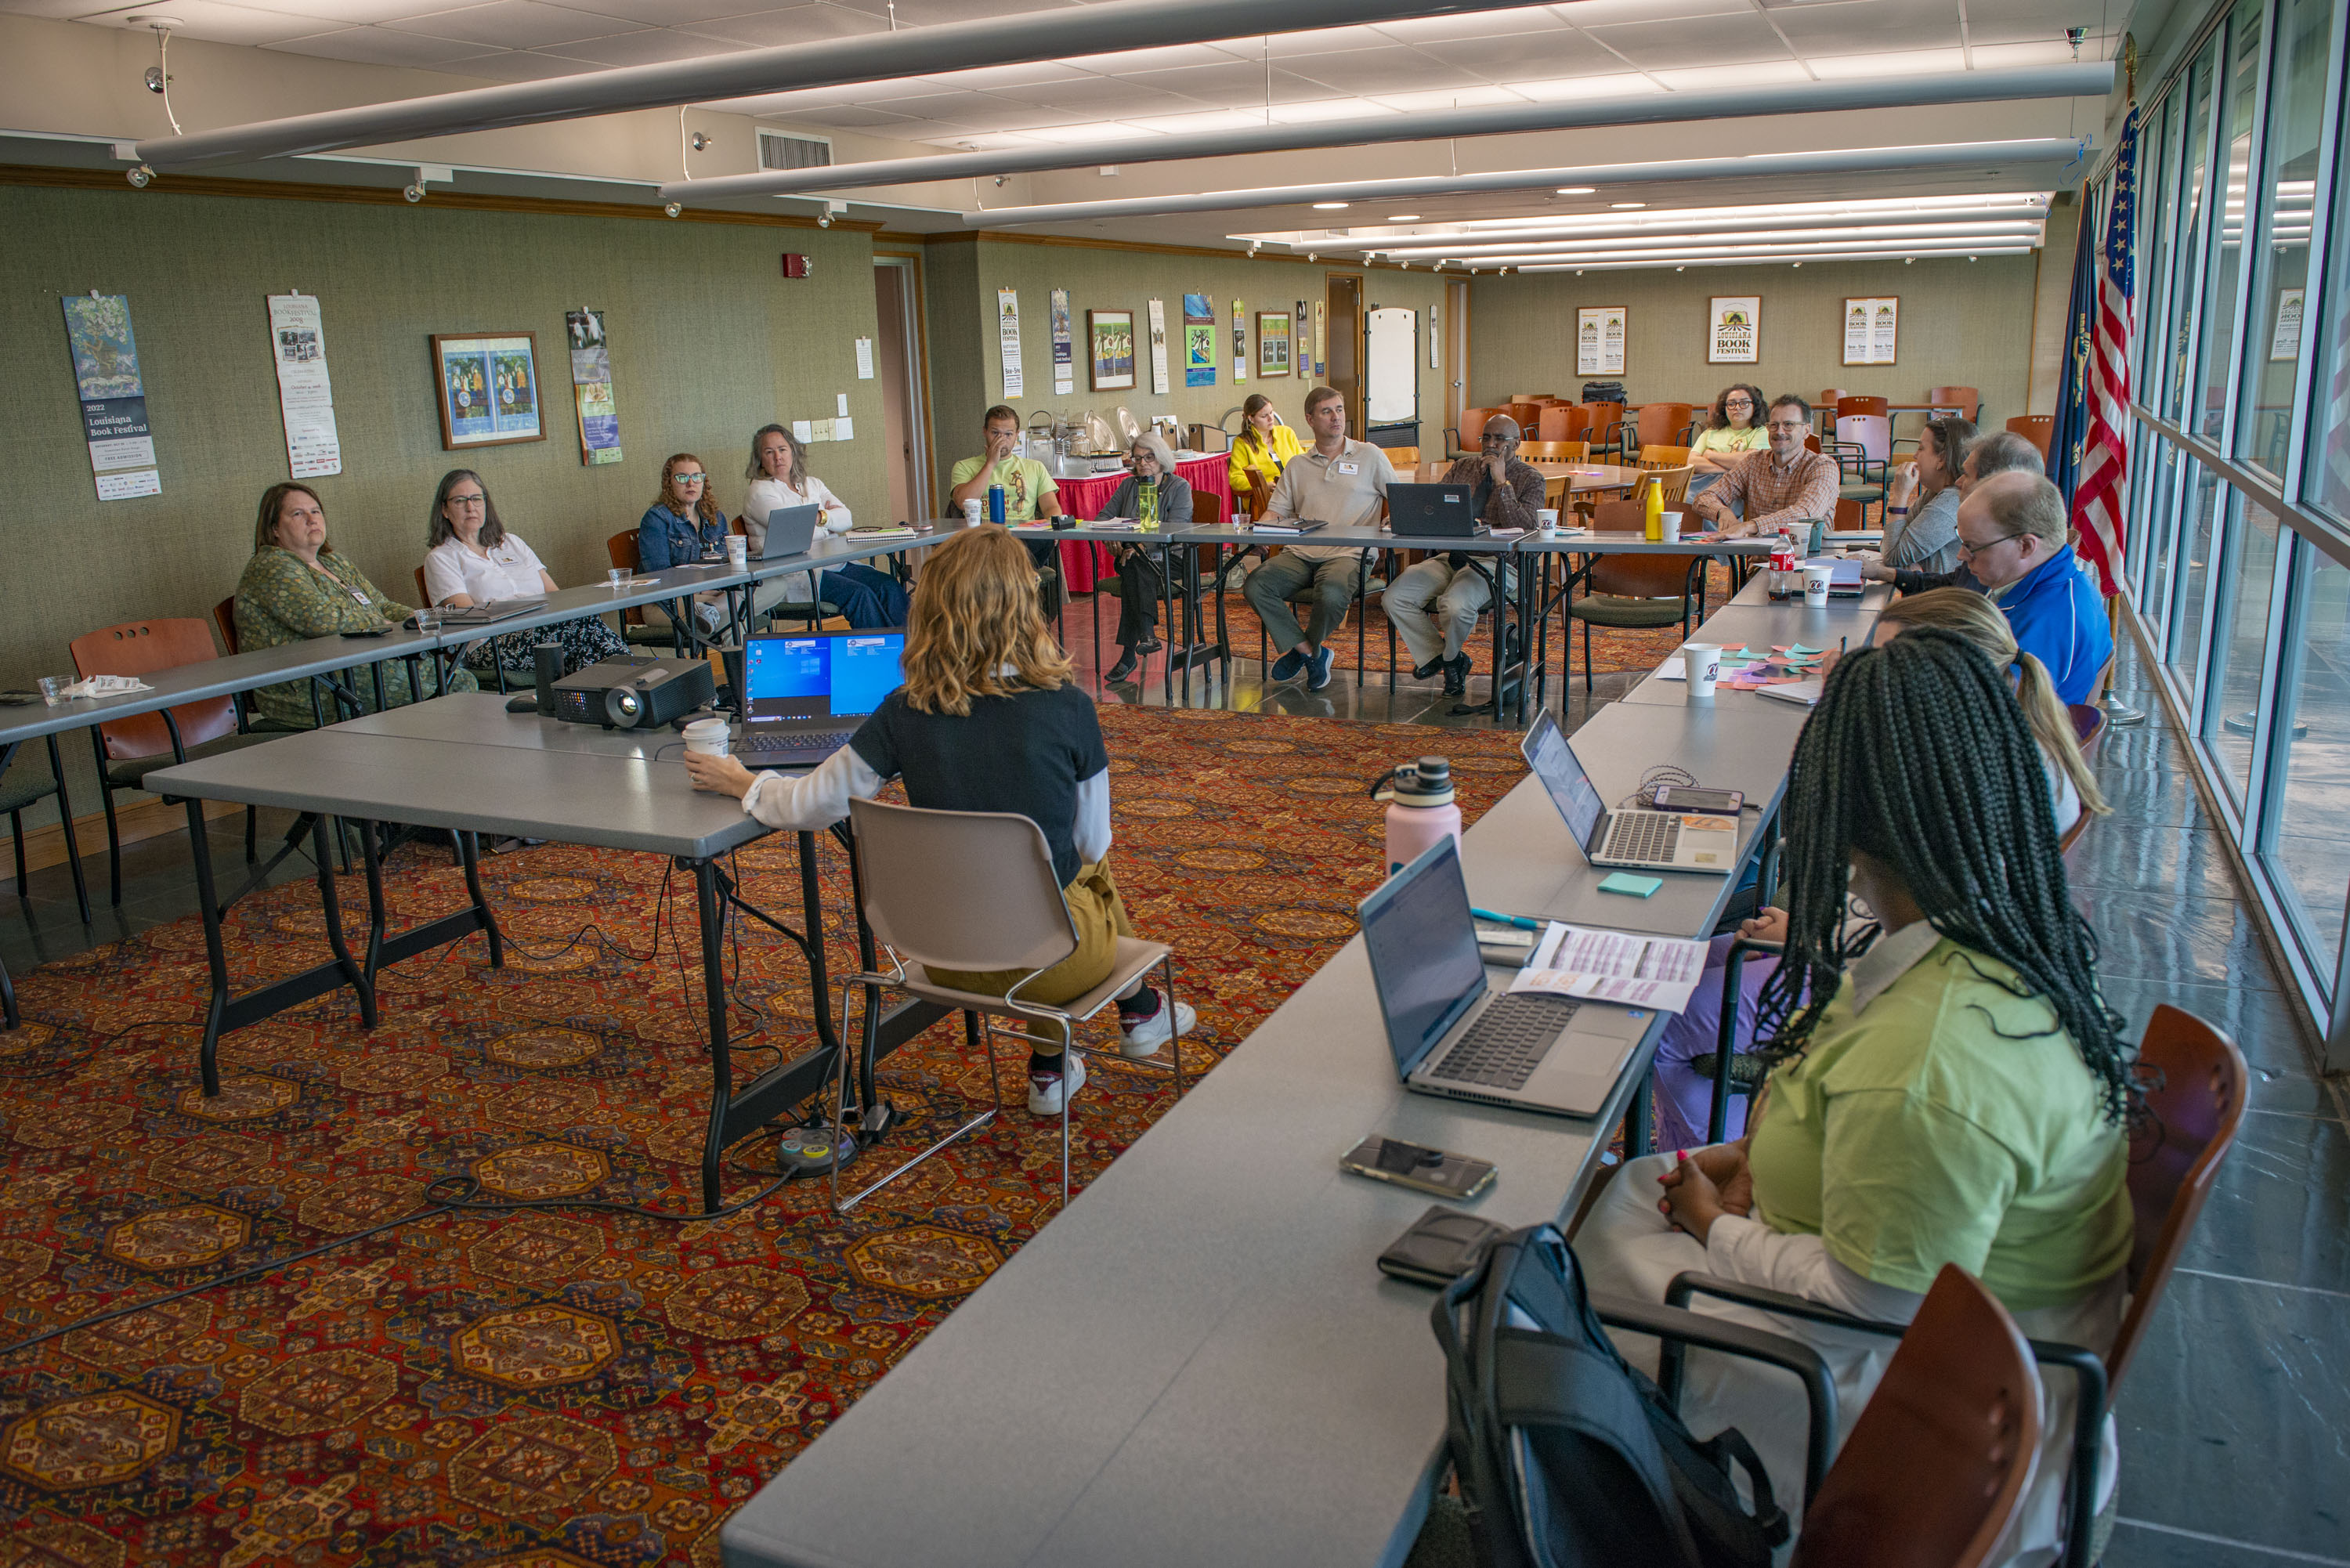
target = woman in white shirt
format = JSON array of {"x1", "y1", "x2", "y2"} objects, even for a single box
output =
[
  {"x1": 741, "y1": 425, "x2": 909, "y2": 630},
  {"x1": 422, "y1": 469, "x2": 625, "y2": 675}
]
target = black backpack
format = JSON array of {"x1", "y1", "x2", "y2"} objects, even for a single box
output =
[
  {"x1": 1428, "y1": 1223, "x2": 1788, "y2": 1568},
  {"x1": 1580, "y1": 381, "x2": 1628, "y2": 405}
]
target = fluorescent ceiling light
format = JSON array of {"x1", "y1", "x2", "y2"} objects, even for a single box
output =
[
  {"x1": 1388, "y1": 213, "x2": 1421, "y2": 221},
  {"x1": 1557, "y1": 186, "x2": 1596, "y2": 194},
  {"x1": 1373, "y1": 222, "x2": 2045, "y2": 258},
  {"x1": 1513, "y1": 247, "x2": 2034, "y2": 273},
  {"x1": 1312, "y1": 201, "x2": 1349, "y2": 209},
  {"x1": 1611, "y1": 201, "x2": 1647, "y2": 209},
  {"x1": 1458, "y1": 236, "x2": 2030, "y2": 264},
  {"x1": 1237, "y1": 192, "x2": 2055, "y2": 247}
]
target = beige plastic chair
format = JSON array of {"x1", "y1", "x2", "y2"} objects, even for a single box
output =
[{"x1": 834, "y1": 796, "x2": 1184, "y2": 1214}]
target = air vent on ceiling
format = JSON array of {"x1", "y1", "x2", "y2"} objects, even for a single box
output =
[{"x1": 757, "y1": 130, "x2": 833, "y2": 172}]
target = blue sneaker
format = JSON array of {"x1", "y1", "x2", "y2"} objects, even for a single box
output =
[
  {"x1": 1270, "y1": 647, "x2": 1307, "y2": 681},
  {"x1": 1307, "y1": 646, "x2": 1336, "y2": 690}
]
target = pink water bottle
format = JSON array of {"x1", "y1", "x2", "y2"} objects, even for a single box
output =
[{"x1": 1371, "y1": 757, "x2": 1463, "y2": 875}]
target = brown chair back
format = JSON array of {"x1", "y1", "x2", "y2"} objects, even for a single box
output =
[
  {"x1": 213, "y1": 596, "x2": 241, "y2": 656},
  {"x1": 1638, "y1": 444, "x2": 1692, "y2": 468},
  {"x1": 606, "y1": 530, "x2": 649, "y2": 627},
  {"x1": 2108, "y1": 1006, "x2": 2247, "y2": 1389},
  {"x1": 1791, "y1": 1265, "x2": 2040, "y2": 1568},
  {"x1": 1521, "y1": 441, "x2": 1589, "y2": 462},
  {"x1": 1502, "y1": 402, "x2": 1543, "y2": 435},
  {"x1": 1508, "y1": 392, "x2": 1556, "y2": 404},
  {"x1": 1924, "y1": 385, "x2": 1982, "y2": 422},
  {"x1": 414, "y1": 565, "x2": 432, "y2": 606},
  {"x1": 2007, "y1": 415, "x2": 2055, "y2": 462},
  {"x1": 1632, "y1": 403, "x2": 1695, "y2": 448},
  {"x1": 1585, "y1": 501, "x2": 1699, "y2": 594},
  {"x1": 1835, "y1": 395, "x2": 1890, "y2": 420},
  {"x1": 1638, "y1": 466, "x2": 1695, "y2": 506},
  {"x1": 1383, "y1": 446, "x2": 1421, "y2": 466},
  {"x1": 1455, "y1": 407, "x2": 1502, "y2": 450},
  {"x1": 1834, "y1": 498, "x2": 1869, "y2": 531},
  {"x1": 1537, "y1": 405, "x2": 1591, "y2": 442},
  {"x1": 1819, "y1": 388, "x2": 1850, "y2": 409},
  {"x1": 68, "y1": 618, "x2": 237, "y2": 761}
]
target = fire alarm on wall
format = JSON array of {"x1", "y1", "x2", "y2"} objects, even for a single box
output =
[{"x1": 781, "y1": 253, "x2": 812, "y2": 279}]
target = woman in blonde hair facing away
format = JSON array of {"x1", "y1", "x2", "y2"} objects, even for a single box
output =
[{"x1": 682, "y1": 525, "x2": 1193, "y2": 1115}]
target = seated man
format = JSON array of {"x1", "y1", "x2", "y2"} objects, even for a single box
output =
[
  {"x1": 1687, "y1": 393, "x2": 1840, "y2": 538},
  {"x1": 949, "y1": 403, "x2": 1062, "y2": 608},
  {"x1": 1383, "y1": 414, "x2": 1541, "y2": 696},
  {"x1": 1242, "y1": 386, "x2": 1392, "y2": 692},
  {"x1": 1960, "y1": 471, "x2": 2113, "y2": 705},
  {"x1": 1867, "y1": 428, "x2": 2048, "y2": 595}
]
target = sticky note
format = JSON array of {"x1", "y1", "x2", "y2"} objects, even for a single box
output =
[
  {"x1": 1788, "y1": 643, "x2": 1824, "y2": 655},
  {"x1": 1599, "y1": 872, "x2": 1664, "y2": 897}
]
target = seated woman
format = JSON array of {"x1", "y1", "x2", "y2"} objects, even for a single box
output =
[
  {"x1": 743, "y1": 424, "x2": 909, "y2": 630},
  {"x1": 1227, "y1": 392, "x2": 1302, "y2": 513},
  {"x1": 237, "y1": 482, "x2": 477, "y2": 729},
  {"x1": 1580, "y1": 627, "x2": 2130, "y2": 1565},
  {"x1": 1877, "y1": 415, "x2": 1976, "y2": 576},
  {"x1": 638, "y1": 453, "x2": 731, "y2": 637},
  {"x1": 1650, "y1": 587, "x2": 2108, "y2": 1152},
  {"x1": 1099, "y1": 433, "x2": 1195, "y2": 684},
  {"x1": 683, "y1": 525, "x2": 1195, "y2": 1115},
  {"x1": 422, "y1": 468, "x2": 625, "y2": 677},
  {"x1": 1685, "y1": 383, "x2": 1767, "y2": 495}
]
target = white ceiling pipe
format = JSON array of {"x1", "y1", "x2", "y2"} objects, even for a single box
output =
[
  {"x1": 133, "y1": 0, "x2": 1553, "y2": 171},
  {"x1": 1336, "y1": 204, "x2": 2052, "y2": 250},
  {"x1": 966, "y1": 139, "x2": 2088, "y2": 226},
  {"x1": 1513, "y1": 247, "x2": 2034, "y2": 272},
  {"x1": 659, "y1": 62, "x2": 2112, "y2": 204},
  {"x1": 1372, "y1": 220, "x2": 2047, "y2": 258}
]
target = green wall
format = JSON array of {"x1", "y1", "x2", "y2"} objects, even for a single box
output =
[
  {"x1": 1465, "y1": 253, "x2": 2044, "y2": 428},
  {"x1": 1, "y1": 179, "x2": 882, "y2": 824},
  {"x1": 921, "y1": 236, "x2": 1452, "y2": 501}
]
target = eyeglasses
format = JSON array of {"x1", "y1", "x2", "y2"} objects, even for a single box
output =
[
  {"x1": 1956, "y1": 531, "x2": 2024, "y2": 558},
  {"x1": 1764, "y1": 420, "x2": 1808, "y2": 432},
  {"x1": 446, "y1": 494, "x2": 486, "y2": 508},
  {"x1": 671, "y1": 473, "x2": 707, "y2": 485},
  {"x1": 1723, "y1": 397, "x2": 1755, "y2": 408}
]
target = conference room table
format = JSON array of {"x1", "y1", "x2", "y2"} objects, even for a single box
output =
[
  {"x1": 721, "y1": 571, "x2": 1892, "y2": 1568},
  {"x1": 1511, "y1": 530, "x2": 1780, "y2": 713}
]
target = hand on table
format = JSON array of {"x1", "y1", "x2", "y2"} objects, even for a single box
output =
[
  {"x1": 1856, "y1": 551, "x2": 1893, "y2": 583},
  {"x1": 683, "y1": 750, "x2": 755, "y2": 798}
]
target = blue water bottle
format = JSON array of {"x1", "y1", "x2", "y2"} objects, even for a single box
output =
[{"x1": 987, "y1": 483, "x2": 1007, "y2": 524}]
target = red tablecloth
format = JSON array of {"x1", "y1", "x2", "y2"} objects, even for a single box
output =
[{"x1": 1050, "y1": 455, "x2": 1233, "y2": 593}]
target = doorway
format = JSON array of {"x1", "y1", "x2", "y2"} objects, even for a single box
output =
[
  {"x1": 1325, "y1": 273, "x2": 1363, "y2": 439},
  {"x1": 872, "y1": 256, "x2": 930, "y2": 523},
  {"x1": 1445, "y1": 280, "x2": 1470, "y2": 446}
]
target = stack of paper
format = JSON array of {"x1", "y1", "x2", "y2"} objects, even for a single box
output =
[{"x1": 1507, "y1": 923, "x2": 1711, "y2": 1013}]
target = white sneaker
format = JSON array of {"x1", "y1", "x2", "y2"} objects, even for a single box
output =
[
  {"x1": 1119, "y1": 999, "x2": 1196, "y2": 1058},
  {"x1": 1027, "y1": 1052, "x2": 1086, "y2": 1115}
]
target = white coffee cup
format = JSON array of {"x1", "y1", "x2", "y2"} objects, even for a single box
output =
[
  {"x1": 725, "y1": 535, "x2": 748, "y2": 569},
  {"x1": 1802, "y1": 562, "x2": 1833, "y2": 607},
  {"x1": 1681, "y1": 642, "x2": 1722, "y2": 698},
  {"x1": 1535, "y1": 508, "x2": 1560, "y2": 533},
  {"x1": 682, "y1": 717, "x2": 731, "y2": 757},
  {"x1": 1660, "y1": 510, "x2": 1683, "y2": 543},
  {"x1": 962, "y1": 499, "x2": 985, "y2": 526}
]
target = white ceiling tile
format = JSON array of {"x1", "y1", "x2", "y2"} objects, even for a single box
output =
[
  {"x1": 1509, "y1": 71, "x2": 1660, "y2": 102},
  {"x1": 559, "y1": 0, "x2": 750, "y2": 22},
  {"x1": 855, "y1": 90, "x2": 1079, "y2": 132},
  {"x1": 437, "y1": 45, "x2": 602, "y2": 76},
  {"x1": 1416, "y1": 29, "x2": 1626, "y2": 80},
  {"x1": 771, "y1": 102, "x2": 916, "y2": 128},
  {"x1": 1968, "y1": 38, "x2": 2092, "y2": 67},
  {"x1": 1263, "y1": 96, "x2": 1397, "y2": 124},
  {"x1": 266, "y1": 23, "x2": 499, "y2": 61},
  {"x1": 1280, "y1": 45, "x2": 1485, "y2": 96},
  {"x1": 0, "y1": 0, "x2": 118, "y2": 17},
  {"x1": 386, "y1": 1, "x2": 646, "y2": 48},
  {"x1": 684, "y1": 5, "x2": 885, "y2": 45},
  {"x1": 1370, "y1": 83, "x2": 1528, "y2": 112},
  {"x1": 209, "y1": 0, "x2": 475, "y2": 20},
  {"x1": 1104, "y1": 62, "x2": 1326, "y2": 105},
  {"x1": 1579, "y1": 13, "x2": 1790, "y2": 70},
  {"x1": 1061, "y1": 42, "x2": 1256, "y2": 75},
  {"x1": 1014, "y1": 120, "x2": 1169, "y2": 146},
  {"x1": 976, "y1": 74, "x2": 1188, "y2": 112},
  {"x1": 1260, "y1": 24, "x2": 1401, "y2": 59},
  {"x1": 927, "y1": 60, "x2": 1093, "y2": 89},
  {"x1": 1554, "y1": 0, "x2": 1751, "y2": 22},
  {"x1": 547, "y1": 24, "x2": 735, "y2": 62},
  {"x1": 1650, "y1": 60, "x2": 1813, "y2": 91},
  {"x1": 1762, "y1": 0, "x2": 1957, "y2": 52},
  {"x1": 825, "y1": 0, "x2": 1068, "y2": 23},
  {"x1": 1372, "y1": 6, "x2": 1565, "y2": 45},
  {"x1": 1806, "y1": 47, "x2": 1971, "y2": 78},
  {"x1": 74, "y1": 1, "x2": 343, "y2": 45},
  {"x1": 1123, "y1": 107, "x2": 1284, "y2": 135}
]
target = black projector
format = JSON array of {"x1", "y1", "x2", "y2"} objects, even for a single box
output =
[{"x1": 551, "y1": 655, "x2": 715, "y2": 729}]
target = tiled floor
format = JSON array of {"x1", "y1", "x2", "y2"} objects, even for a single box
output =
[{"x1": 2, "y1": 612, "x2": 2343, "y2": 1564}]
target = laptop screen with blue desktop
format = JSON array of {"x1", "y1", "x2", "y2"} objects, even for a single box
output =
[{"x1": 741, "y1": 629, "x2": 905, "y2": 731}]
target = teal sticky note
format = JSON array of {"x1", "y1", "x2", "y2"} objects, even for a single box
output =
[
  {"x1": 1599, "y1": 872, "x2": 1664, "y2": 898},
  {"x1": 1788, "y1": 642, "x2": 1824, "y2": 655}
]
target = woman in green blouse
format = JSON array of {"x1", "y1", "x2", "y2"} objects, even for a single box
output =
[{"x1": 234, "y1": 481, "x2": 476, "y2": 729}]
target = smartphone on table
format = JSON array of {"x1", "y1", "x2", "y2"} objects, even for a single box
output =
[{"x1": 1340, "y1": 1136, "x2": 1496, "y2": 1201}]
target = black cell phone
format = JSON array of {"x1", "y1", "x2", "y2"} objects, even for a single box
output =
[
  {"x1": 1651, "y1": 785, "x2": 1745, "y2": 814},
  {"x1": 340, "y1": 627, "x2": 392, "y2": 638},
  {"x1": 1340, "y1": 1136, "x2": 1495, "y2": 1201}
]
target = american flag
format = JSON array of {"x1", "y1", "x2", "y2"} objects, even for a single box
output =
[{"x1": 2071, "y1": 106, "x2": 2138, "y2": 596}]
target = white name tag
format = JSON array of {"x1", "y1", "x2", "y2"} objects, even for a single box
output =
[{"x1": 1335, "y1": 461, "x2": 1360, "y2": 475}]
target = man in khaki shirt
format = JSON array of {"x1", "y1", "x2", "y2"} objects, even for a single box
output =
[
  {"x1": 1243, "y1": 386, "x2": 1392, "y2": 691},
  {"x1": 1689, "y1": 393, "x2": 1839, "y2": 537}
]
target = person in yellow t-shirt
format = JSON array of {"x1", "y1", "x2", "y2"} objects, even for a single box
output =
[
  {"x1": 1574, "y1": 628, "x2": 2134, "y2": 1566},
  {"x1": 1687, "y1": 382, "x2": 1770, "y2": 473},
  {"x1": 949, "y1": 403, "x2": 1063, "y2": 607},
  {"x1": 1227, "y1": 392, "x2": 1304, "y2": 505}
]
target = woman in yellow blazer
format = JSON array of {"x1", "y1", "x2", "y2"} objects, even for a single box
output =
[{"x1": 1227, "y1": 393, "x2": 1304, "y2": 501}]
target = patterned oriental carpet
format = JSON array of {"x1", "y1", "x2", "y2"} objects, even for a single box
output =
[{"x1": 0, "y1": 706, "x2": 1528, "y2": 1566}]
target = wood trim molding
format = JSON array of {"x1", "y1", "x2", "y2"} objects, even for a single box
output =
[
  {"x1": 0, "y1": 163, "x2": 888, "y2": 231},
  {"x1": 872, "y1": 226, "x2": 1416, "y2": 271}
]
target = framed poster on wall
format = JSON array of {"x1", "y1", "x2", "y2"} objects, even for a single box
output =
[
  {"x1": 1256, "y1": 311, "x2": 1291, "y2": 377},
  {"x1": 1842, "y1": 297, "x2": 1899, "y2": 365},
  {"x1": 432, "y1": 331, "x2": 544, "y2": 450},
  {"x1": 1708, "y1": 296, "x2": 1760, "y2": 364},
  {"x1": 1087, "y1": 309, "x2": 1136, "y2": 392},
  {"x1": 1576, "y1": 306, "x2": 1625, "y2": 376}
]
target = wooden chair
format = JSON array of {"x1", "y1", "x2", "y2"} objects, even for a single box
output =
[
  {"x1": 1564, "y1": 499, "x2": 1705, "y2": 692},
  {"x1": 1536, "y1": 404, "x2": 1590, "y2": 443},
  {"x1": 1449, "y1": 406, "x2": 1503, "y2": 455},
  {"x1": 1924, "y1": 385, "x2": 1982, "y2": 423},
  {"x1": 1583, "y1": 402, "x2": 1626, "y2": 455},
  {"x1": 1383, "y1": 445, "x2": 1421, "y2": 466},
  {"x1": 1834, "y1": 497, "x2": 1870, "y2": 532},
  {"x1": 1637, "y1": 443, "x2": 1693, "y2": 468},
  {"x1": 2008, "y1": 415, "x2": 2055, "y2": 463},
  {"x1": 606, "y1": 530, "x2": 679, "y2": 649},
  {"x1": 1519, "y1": 440, "x2": 1587, "y2": 463},
  {"x1": 1676, "y1": 1005, "x2": 2247, "y2": 1568},
  {"x1": 68, "y1": 618, "x2": 288, "y2": 905},
  {"x1": 1508, "y1": 391, "x2": 1556, "y2": 404},
  {"x1": 1502, "y1": 402, "x2": 1543, "y2": 436},
  {"x1": 1631, "y1": 402, "x2": 1696, "y2": 450}
]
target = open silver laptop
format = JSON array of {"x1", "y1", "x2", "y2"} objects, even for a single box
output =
[
  {"x1": 1520, "y1": 710, "x2": 1739, "y2": 875},
  {"x1": 1359, "y1": 837, "x2": 1645, "y2": 1116}
]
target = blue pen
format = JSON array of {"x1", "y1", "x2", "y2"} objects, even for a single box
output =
[{"x1": 1471, "y1": 907, "x2": 1544, "y2": 931}]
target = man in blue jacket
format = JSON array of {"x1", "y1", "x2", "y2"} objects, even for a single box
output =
[{"x1": 1956, "y1": 471, "x2": 2113, "y2": 705}]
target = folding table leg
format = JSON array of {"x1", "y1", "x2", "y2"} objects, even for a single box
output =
[
  {"x1": 320, "y1": 815, "x2": 378, "y2": 1031},
  {"x1": 696, "y1": 858, "x2": 733, "y2": 1215},
  {"x1": 189, "y1": 798, "x2": 231, "y2": 1095},
  {"x1": 457, "y1": 832, "x2": 505, "y2": 968}
]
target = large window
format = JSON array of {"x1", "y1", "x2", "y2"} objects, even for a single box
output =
[
  {"x1": 2261, "y1": 544, "x2": 2350, "y2": 973},
  {"x1": 2307, "y1": 16, "x2": 2350, "y2": 521},
  {"x1": 2142, "y1": 442, "x2": 2186, "y2": 647},
  {"x1": 2166, "y1": 460, "x2": 2223, "y2": 691},
  {"x1": 2240, "y1": 0, "x2": 2330, "y2": 478},
  {"x1": 2200, "y1": 493, "x2": 2285, "y2": 804},
  {"x1": 2194, "y1": 0, "x2": 2264, "y2": 443},
  {"x1": 2164, "y1": 44, "x2": 2220, "y2": 423},
  {"x1": 2138, "y1": 92, "x2": 2182, "y2": 404}
]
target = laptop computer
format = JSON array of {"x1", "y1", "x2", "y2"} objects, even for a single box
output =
[
  {"x1": 432, "y1": 598, "x2": 545, "y2": 626},
  {"x1": 1359, "y1": 836, "x2": 1646, "y2": 1115},
  {"x1": 750, "y1": 504, "x2": 821, "y2": 560},
  {"x1": 1386, "y1": 482, "x2": 1483, "y2": 538},
  {"x1": 1520, "y1": 710, "x2": 1740, "y2": 875},
  {"x1": 736, "y1": 628, "x2": 906, "y2": 765}
]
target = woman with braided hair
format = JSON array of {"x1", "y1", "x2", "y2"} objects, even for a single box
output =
[{"x1": 1577, "y1": 627, "x2": 2133, "y2": 1564}]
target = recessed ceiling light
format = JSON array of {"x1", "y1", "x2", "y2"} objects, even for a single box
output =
[
  {"x1": 1611, "y1": 202, "x2": 1646, "y2": 210},
  {"x1": 1312, "y1": 201, "x2": 1348, "y2": 210},
  {"x1": 1556, "y1": 186, "x2": 1596, "y2": 195},
  {"x1": 1388, "y1": 214, "x2": 1421, "y2": 222}
]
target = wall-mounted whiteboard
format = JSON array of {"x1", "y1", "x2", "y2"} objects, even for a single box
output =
[{"x1": 1365, "y1": 305, "x2": 1418, "y2": 425}]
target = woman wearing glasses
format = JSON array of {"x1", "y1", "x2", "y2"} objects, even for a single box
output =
[
  {"x1": 638, "y1": 452, "x2": 732, "y2": 637},
  {"x1": 1687, "y1": 384, "x2": 1768, "y2": 472},
  {"x1": 423, "y1": 468, "x2": 627, "y2": 677}
]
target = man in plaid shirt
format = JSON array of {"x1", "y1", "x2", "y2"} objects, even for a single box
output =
[{"x1": 1689, "y1": 392, "x2": 1839, "y2": 537}]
